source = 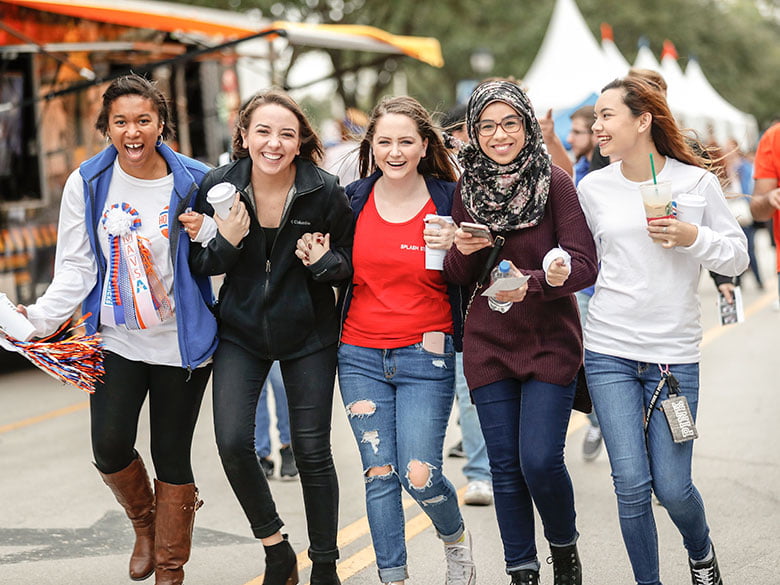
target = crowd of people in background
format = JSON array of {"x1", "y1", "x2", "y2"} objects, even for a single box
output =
[{"x1": 21, "y1": 65, "x2": 779, "y2": 585}]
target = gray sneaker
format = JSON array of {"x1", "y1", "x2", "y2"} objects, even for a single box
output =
[
  {"x1": 582, "y1": 425, "x2": 603, "y2": 461},
  {"x1": 279, "y1": 445, "x2": 299, "y2": 480},
  {"x1": 463, "y1": 480, "x2": 493, "y2": 506},
  {"x1": 444, "y1": 530, "x2": 476, "y2": 585}
]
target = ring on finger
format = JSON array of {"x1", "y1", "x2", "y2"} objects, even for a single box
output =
[{"x1": 663, "y1": 226, "x2": 668, "y2": 233}]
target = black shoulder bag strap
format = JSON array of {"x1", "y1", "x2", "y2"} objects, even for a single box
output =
[{"x1": 464, "y1": 234, "x2": 506, "y2": 321}]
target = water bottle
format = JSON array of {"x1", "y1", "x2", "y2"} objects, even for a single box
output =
[{"x1": 488, "y1": 260, "x2": 513, "y2": 313}]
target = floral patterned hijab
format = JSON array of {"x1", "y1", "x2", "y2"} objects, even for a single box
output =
[{"x1": 458, "y1": 80, "x2": 551, "y2": 231}]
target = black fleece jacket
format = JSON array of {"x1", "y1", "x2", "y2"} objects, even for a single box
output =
[{"x1": 190, "y1": 156, "x2": 354, "y2": 360}]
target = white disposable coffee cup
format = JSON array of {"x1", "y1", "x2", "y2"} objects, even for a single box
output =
[
  {"x1": 0, "y1": 292, "x2": 35, "y2": 341},
  {"x1": 206, "y1": 182, "x2": 236, "y2": 219},
  {"x1": 424, "y1": 214, "x2": 454, "y2": 270},
  {"x1": 674, "y1": 192, "x2": 706, "y2": 225}
]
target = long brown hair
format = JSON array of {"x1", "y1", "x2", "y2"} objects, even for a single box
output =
[
  {"x1": 602, "y1": 77, "x2": 709, "y2": 169},
  {"x1": 358, "y1": 96, "x2": 457, "y2": 182},
  {"x1": 231, "y1": 89, "x2": 323, "y2": 163}
]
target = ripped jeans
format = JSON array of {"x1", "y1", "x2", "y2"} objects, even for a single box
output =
[{"x1": 338, "y1": 338, "x2": 464, "y2": 583}]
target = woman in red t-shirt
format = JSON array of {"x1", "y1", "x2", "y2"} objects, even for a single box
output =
[{"x1": 336, "y1": 96, "x2": 474, "y2": 585}]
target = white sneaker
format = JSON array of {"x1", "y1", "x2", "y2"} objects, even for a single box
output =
[
  {"x1": 463, "y1": 480, "x2": 493, "y2": 506},
  {"x1": 582, "y1": 424, "x2": 603, "y2": 461},
  {"x1": 444, "y1": 530, "x2": 476, "y2": 585}
]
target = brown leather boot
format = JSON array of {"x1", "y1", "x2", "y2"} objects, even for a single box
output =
[
  {"x1": 97, "y1": 455, "x2": 155, "y2": 581},
  {"x1": 154, "y1": 480, "x2": 202, "y2": 585}
]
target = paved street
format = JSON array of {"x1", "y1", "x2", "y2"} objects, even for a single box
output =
[{"x1": 1, "y1": 233, "x2": 778, "y2": 585}]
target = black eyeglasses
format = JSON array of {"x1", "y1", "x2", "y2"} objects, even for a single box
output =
[{"x1": 474, "y1": 115, "x2": 524, "y2": 137}]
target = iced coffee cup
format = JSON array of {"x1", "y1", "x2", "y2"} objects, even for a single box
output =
[
  {"x1": 0, "y1": 292, "x2": 35, "y2": 341},
  {"x1": 639, "y1": 181, "x2": 675, "y2": 223},
  {"x1": 424, "y1": 214, "x2": 453, "y2": 270},
  {"x1": 206, "y1": 182, "x2": 236, "y2": 219}
]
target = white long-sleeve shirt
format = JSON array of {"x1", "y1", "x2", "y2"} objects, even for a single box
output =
[
  {"x1": 26, "y1": 160, "x2": 181, "y2": 365},
  {"x1": 577, "y1": 158, "x2": 748, "y2": 363}
]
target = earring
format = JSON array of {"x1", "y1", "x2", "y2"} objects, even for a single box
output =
[{"x1": 156, "y1": 135, "x2": 163, "y2": 147}]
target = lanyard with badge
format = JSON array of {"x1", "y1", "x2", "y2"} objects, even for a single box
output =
[{"x1": 645, "y1": 364, "x2": 698, "y2": 443}]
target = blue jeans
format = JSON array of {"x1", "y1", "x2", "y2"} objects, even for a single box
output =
[
  {"x1": 454, "y1": 353, "x2": 491, "y2": 482},
  {"x1": 338, "y1": 339, "x2": 464, "y2": 584},
  {"x1": 472, "y1": 377, "x2": 578, "y2": 572},
  {"x1": 584, "y1": 350, "x2": 712, "y2": 585},
  {"x1": 254, "y1": 361, "x2": 291, "y2": 458}
]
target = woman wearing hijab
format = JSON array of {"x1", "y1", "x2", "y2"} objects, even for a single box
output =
[{"x1": 444, "y1": 79, "x2": 598, "y2": 585}]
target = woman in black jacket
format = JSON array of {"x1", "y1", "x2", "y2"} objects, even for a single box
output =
[{"x1": 189, "y1": 89, "x2": 353, "y2": 585}]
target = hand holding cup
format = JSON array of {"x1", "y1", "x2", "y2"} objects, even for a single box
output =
[
  {"x1": 215, "y1": 194, "x2": 250, "y2": 247},
  {"x1": 647, "y1": 218, "x2": 698, "y2": 248}
]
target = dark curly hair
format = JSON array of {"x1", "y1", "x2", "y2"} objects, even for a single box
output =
[{"x1": 94, "y1": 74, "x2": 175, "y2": 140}]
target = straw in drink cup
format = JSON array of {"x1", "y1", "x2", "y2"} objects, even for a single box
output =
[{"x1": 639, "y1": 180, "x2": 675, "y2": 224}]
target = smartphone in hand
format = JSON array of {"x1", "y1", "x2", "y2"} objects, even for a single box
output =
[{"x1": 460, "y1": 222, "x2": 493, "y2": 243}]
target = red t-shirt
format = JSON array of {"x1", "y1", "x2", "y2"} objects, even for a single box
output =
[
  {"x1": 753, "y1": 123, "x2": 780, "y2": 270},
  {"x1": 341, "y1": 190, "x2": 453, "y2": 349}
]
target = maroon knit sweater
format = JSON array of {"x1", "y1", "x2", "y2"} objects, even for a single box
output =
[{"x1": 444, "y1": 165, "x2": 598, "y2": 390}]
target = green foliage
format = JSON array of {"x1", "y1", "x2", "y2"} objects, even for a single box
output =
[{"x1": 165, "y1": 0, "x2": 780, "y2": 130}]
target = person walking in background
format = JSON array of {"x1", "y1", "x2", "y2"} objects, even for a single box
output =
[
  {"x1": 750, "y1": 119, "x2": 780, "y2": 304},
  {"x1": 440, "y1": 103, "x2": 493, "y2": 506},
  {"x1": 20, "y1": 74, "x2": 217, "y2": 585},
  {"x1": 578, "y1": 76, "x2": 748, "y2": 585},
  {"x1": 254, "y1": 361, "x2": 298, "y2": 481},
  {"x1": 565, "y1": 105, "x2": 604, "y2": 462},
  {"x1": 322, "y1": 108, "x2": 368, "y2": 186},
  {"x1": 189, "y1": 89, "x2": 353, "y2": 585},
  {"x1": 337, "y1": 96, "x2": 475, "y2": 585},
  {"x1": 445, "y1": 79, "x2": 598, "y2": 585}
]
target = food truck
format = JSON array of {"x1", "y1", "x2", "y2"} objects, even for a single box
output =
[{"x1": 0, "y1": 0, "x2": 443, "y2": 306}]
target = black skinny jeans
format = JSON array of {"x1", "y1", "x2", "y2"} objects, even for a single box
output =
[
  {"x1": 212, "y1": 339, "x2": 340, "y2": 562},
  {"x1": 90, "y1": 351, "x2": 210, "y2": 484}
]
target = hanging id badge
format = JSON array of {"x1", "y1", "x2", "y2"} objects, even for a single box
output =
[{"x1": 660, "y1": 372, "x2": 698, "y2": 443}]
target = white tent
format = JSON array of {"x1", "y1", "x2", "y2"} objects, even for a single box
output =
[
  {"x1": 633, "y1": 41, "x2": 662, "y2": 72},
  {"x1": 522, "y1": 0, "x2": 612, "y2": 114},
  {"x1": 632, "y1": 41, "x2": 757, "y2": 148},
  {"x1": 684, "y1": 58, "x2": 759, "y2": 148},
  {"x1": 600, "y1": 24, "x2": 630, "y2": 82},
  {"x1": 659, "y1": 42, "x2": 707, "y2": 136}
]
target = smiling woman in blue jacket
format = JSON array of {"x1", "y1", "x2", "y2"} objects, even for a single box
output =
[{"x1": 20, "y1": 74, "x2": 217, "y2": 585}]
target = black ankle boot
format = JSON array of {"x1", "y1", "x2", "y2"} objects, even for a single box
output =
[
  {"x1": 548, "y1": 543, "x2": 582, "y2": 585},
  {"x1": 310, "y1": 561, "x2": 340, "y2": 585},
  {"x1": 263, "y1": 534, "x2": 298, "y2": 585},
  {"x1": 510, "y1": 569, "x2": 539, "y2": 585}
]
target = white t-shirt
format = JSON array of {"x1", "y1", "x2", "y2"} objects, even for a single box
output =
[
  {"x1": 28, "y1": 159, "x2": 182, "y2": 366},
  {"x1": 577, "y1": 158, "x2": 748, "y2": 363}
]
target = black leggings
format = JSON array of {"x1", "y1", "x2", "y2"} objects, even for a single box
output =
[
  {"x1": 212, "y1": 340, "x2": 339, "y2": 562},
  {"x1": 90, "y1": 351, "x2": 211, "y2": 484}
]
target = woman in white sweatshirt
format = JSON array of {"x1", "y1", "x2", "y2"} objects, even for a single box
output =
[{"x1": 577, "y1": 76, "x2": 747, "y2": 585}]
